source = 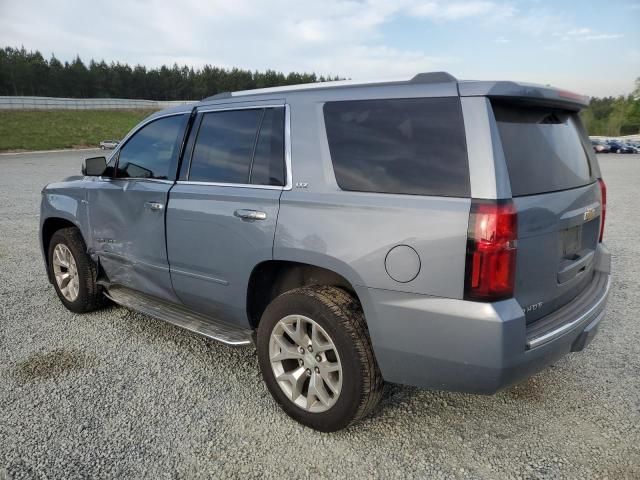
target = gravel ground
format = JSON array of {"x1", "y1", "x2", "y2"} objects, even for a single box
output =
[{"x1": 1, "y1": 150, "x2": 639, "y2": 479}]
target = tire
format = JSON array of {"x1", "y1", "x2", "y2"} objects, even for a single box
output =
[
  {"x1": 257, "y1": 286, "x2": 383, "y2": 431},
  {"x1": 48, "y1": 227, "x2": 106, "y2": 313}
]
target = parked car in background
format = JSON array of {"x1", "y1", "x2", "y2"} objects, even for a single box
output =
[
  {"x1": 624, "y1": 142, "x2": 639, "y2": 154},
  {"x1": 606, "y1": 140, "x2": 635, "y2": 154},
  {"x1": 591, "y1": 140, "x2": 610, "y2": 153},
  {"x1": 40, "y1": 73, "x2": 611, "y2": 431},
  {"x1": 99, "y1": 139, "x2": 119, "y2": 150}
]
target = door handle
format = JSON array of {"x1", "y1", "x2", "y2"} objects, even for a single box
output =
[
  {"x1": 234, "y1": 209, "x2": 267, "y2": 220},
  {"x1": 144, "y1": 201, "x2": 164, "y2": 212}
]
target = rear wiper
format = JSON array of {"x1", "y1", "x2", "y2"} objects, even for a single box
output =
[{"x1": 539, "y1": 113, "x2": 563, "y2": 124}]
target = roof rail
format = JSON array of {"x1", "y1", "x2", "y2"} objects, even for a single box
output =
[
  {"x1": 410, "y1": 72, "x2": 457, "y2": 84},
  {"x1": 202, "y1": 91, "x2": 232, "y2": 101},
  {"x1": 200, "y1": 72, "x2": 458, "y2": 100}
]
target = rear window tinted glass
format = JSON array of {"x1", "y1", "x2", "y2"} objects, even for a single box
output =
[
  {"x1": 189, "y1": 109, "x2": 262, "y2": 183},
  {"x1": 323, "y1": 97, "x2": 469, "y2": 197},
  {"x1": 250, "y1": 108, "x2": 285, "y2": 186},
  {"x1": 492, "y1": 102, "x2": 593, "y2": 196}
]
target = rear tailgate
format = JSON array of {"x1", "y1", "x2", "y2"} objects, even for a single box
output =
[{"x1": 491, "y1": 100, "x2": 602, "y2": 323}]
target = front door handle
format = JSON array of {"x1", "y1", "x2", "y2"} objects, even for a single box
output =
[
  {"x1": 144, "y1": 201, "x2": 164, "y2": 212},
  {"x1": 234, "y1": 209, "x2": 267, "y2": 221}
]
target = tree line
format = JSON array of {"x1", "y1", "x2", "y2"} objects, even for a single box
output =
[
  {"x1": 580, "y1": 83, "x2": 640, "y2": 137},
  {"x1": 1, "y1": 46, "x2": 638, "y2": 136},
  {"x1": 0, "y1": 46, "x2": 340, "y2": 101}
]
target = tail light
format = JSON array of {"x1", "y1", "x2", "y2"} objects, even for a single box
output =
[
  {"x1": 464, "y1": 200, "x2": 518, "y2": 301},
  {"x1": 598, "y1": 178, "x2": 606, "y2": 242}
]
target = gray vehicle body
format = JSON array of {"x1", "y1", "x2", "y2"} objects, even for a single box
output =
[{"x1": 40, "y1": 72, "x2": 611, "y2": 394}]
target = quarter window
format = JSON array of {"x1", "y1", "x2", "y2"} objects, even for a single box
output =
[
  {"x1": 116, "y1": 115, "x2": 186, "y2": 179},
  {"x1": 323, "y1": 98, "x2": 469, "y2": 197}
]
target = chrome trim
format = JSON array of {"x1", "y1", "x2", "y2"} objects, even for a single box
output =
[
  {"x1": 284, "y1": 104, "x2": 293, "y2": 190},
  {"x1": 144, "y1": 201, "x2": 165, "y2": 211},
  {"x1": 527, "y1": 275, "x2": 611, "y2": 349},
  {"x1": 176, "y1": 180, "x2": 284, "y2": 190},
  {"x1": 234, "y1": 209, "x2": 267, "y2": 220},
  {"x1": 97, "y1": 177, "x2": 174, "y2": 184}
]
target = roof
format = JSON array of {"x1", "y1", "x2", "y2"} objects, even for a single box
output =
[
  {"x1": 155, "y1": 71, "x2": 590, "y2": 115},
  {"x1": 202, "y1": 72, "x2": 457, "y2": 101}
]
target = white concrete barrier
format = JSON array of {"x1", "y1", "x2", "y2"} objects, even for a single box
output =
[{"x1": 0, "y1": 96, "x2": 197, "y2": 110}]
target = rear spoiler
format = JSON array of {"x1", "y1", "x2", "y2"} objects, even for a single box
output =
[{"x1": 458, "y1": 80, "x2": 589, "y2": 111}]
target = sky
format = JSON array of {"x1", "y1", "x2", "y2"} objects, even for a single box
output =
[{"x1": 1, "y1": 0, "x2": 639, "y2": 97}]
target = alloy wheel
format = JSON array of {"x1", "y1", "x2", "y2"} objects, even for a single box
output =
[
  {"x1": 52, "y1": 243, "x2": 80, "y2": 302},
  {"x1": 269, "y1": 314, "x2": 343, "y2": 413}
]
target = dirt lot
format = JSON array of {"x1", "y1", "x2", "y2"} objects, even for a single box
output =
[{"x1": 1, "y1": 151, "x2": 639, "y2": 479}]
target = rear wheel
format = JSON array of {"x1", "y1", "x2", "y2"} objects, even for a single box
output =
[
  {"x1": 48, "y1": 227, "x2": 106, "y2": 313},
  {"x1": 257, "y1": 286, "x2": 383, "y2": 431}
]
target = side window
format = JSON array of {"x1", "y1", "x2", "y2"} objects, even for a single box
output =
[
  {"x1": 250, "y1": 107, "x2": 285, "y2": 186},
  {"x1": 189, "y1": 109, "x2": 262, "y2": 183},
  {"x1": 323, "y1": 97, "x2": 470, "y2": 197},
  {"x1": 116, "y1": 115, "x2": 186, "y2": 179}
]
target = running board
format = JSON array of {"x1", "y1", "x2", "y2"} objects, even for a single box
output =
[{"x1": 102, "y1": 284, "x2": 253, "y2": 346}]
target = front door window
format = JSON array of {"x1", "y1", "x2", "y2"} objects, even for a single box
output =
[{"x1": 116, "y1": 115, "x2": 186, "y2": 179}]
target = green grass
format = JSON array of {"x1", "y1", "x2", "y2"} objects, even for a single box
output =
[{"x1": 0, "y1": 109, "x2": 157, "y2": 152}]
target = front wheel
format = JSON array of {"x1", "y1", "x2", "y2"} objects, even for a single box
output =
[
  {"x1": 257, "y1": 286, "x2": 383, "y2": 431},
  {"x1": 48, "y1": 227, "x2": 106, "y2": 313}
]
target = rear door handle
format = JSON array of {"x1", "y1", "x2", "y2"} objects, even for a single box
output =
[
  {"x1": 234, "y1": 209, "x2": 267, "y2": 221},
  {"x1": 144, "y1": 201, "x2": 164, "y2": 212}
]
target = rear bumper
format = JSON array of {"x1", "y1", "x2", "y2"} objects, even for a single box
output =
[{"x1": 357, "y1": 244, "x2": 611, "y2": 394}]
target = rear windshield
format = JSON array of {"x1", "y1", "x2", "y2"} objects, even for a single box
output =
[
  {"x1": 323, "y1": 97, "x2": 469, "y2": 197},
  {"x1": 492, "y1": 102, "x2": 593, "y2": 196}
]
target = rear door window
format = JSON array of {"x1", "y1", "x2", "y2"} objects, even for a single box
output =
[
  {"x1": 189, "y1": 109, "x2": 262, "y2": 183},
  {"x1": 188, "y1": 107, "x2": 286, "y2": 186},
  {"x1": 492, "y1": 102, "x2": 594, "y2": 196},
  {"x1": 323, "y1": 97, "x2": 469, "y2": 197}
]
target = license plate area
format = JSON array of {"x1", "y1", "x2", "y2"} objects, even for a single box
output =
[{"x1": 561, "y1": 225, "x2": 582, "y2": 259}]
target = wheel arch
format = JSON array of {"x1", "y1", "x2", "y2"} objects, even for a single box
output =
[
  {"x1": 41, "y1": 217, "x2": 83, "y2": 280},
  {"x1": 246, "y1": 260, "x2": 363, "y2": 329}
]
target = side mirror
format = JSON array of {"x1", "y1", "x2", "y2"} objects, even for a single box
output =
[{"x1": 82, "y1": 156, "x2": 107, "y2": 176}]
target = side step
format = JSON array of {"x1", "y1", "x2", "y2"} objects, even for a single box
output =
[{"x1": 102, "y1": 284, "x2": 253, "y2": 346}]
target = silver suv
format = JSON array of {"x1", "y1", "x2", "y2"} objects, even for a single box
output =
[{"x1": 40, "y1": 72, "x2": 611, "y2": 431}]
